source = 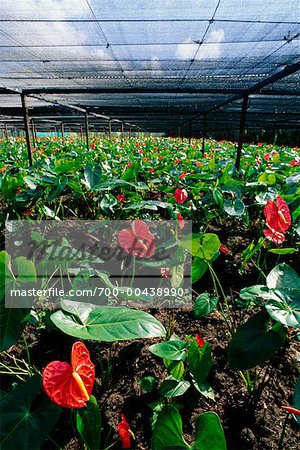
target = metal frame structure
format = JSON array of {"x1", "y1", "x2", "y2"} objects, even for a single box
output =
[{"x1": 0, "y1": 1, "x2": 299, "y2": 167}]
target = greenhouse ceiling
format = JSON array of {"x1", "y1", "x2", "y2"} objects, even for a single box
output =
[{"x1": 0, "y1": 0, "x2": 299, "y2": 133}]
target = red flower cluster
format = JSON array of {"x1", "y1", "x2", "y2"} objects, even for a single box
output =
[
  {"x1": 263, "y1": 196, "x2": 291, "y2": 244},
  {"x1": 42, "y1": 342, "x2": 95, "y2": 408}
]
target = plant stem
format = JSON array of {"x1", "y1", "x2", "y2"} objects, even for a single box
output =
[
  {"x1": 23, "y1": 334, "x2": 32, "y2": 375},
  {"x1": 130, "y1": 256, "x2": 136, "y2": 288},
  {"x1": 208, "y1": 264, "x2": 233, "y2": 335},
  {"x1": 278, "y1": 413, "x2": 289, "y2": 450}
]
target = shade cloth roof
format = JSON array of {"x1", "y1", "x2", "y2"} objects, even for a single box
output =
[{"x1": 0, "y1": 0, "x2": 299, "y2": 133}]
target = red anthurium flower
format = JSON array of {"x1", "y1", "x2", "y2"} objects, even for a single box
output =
[
  {"x1": 195, "y1": 334, "x2": 205, "y2": 347},
  {"x1": 118, "y1": 413, "x2": 135, "y2": 449},
  {"x1": 127, "y1": 162, "x2": 133, "y2": 168},
  {"x1": 176, "y1": 212, "x2": 185, "y2": 229},
  {"x1": 263, "y1": 196, "x2": 291, "y2": 244},
  {"x1": 282, "y1": 406, "x2": 300, "y2": 416},
  {"x1": 24, "y1": 210, "x2": 33, "y2": 216},
  {"x1": 117, "y1": 193, "x2": 125, "y2": 203},
  {"x1": 220, "y1": 244, "x2": 231, "y2": 255},
  {"x1": 264, "y1": 153, "x2": 271, "y2": 161},
  {"x1": 15, "y1": 186, "x2": 21, "y2": 194},
  {"x1": 174, "y1": 188, "x2": 188, "y2": 204},
  {"x1": 42, "y1": 342, "x2": 95, "y2": 408},
  {"x1": 263, "y1": 195, "x2": 291, "y2": 237},
  {"x1": 149, "y1": 168, "x2": 155, "y2": 173},
  {"x1": 118, "y1": 220, "x2": 155, "y2": 258}
]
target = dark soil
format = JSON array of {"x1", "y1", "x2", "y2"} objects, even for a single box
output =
[{"x1": 1, "y1": 308, "x2": 299, "y2": 450}]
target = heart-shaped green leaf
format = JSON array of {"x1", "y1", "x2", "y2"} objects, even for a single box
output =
[
  {"x1": 158, "y1": 377, "x2": 190, "y2": 398},
  {"x1": 194, "y1": 293, "x2": 218, "y2": 317},
  {"x1": 51, "y1": 300, "x2": 166, "y2": 341},
  {"x1": 188, "y1": 341, "x2": 213, "y2": 385},
  {"x1": 149, "y1": 340, "x2": 189, "y2": 361},
  {"x1": 0, "y1": 376, "x2": 61, "y2": 450},
  {"x1": 228, "y1": 309, "x2": 287, "y2": 370},
  {"x1": 192, "y1": 412, "x2": 227, "y2": 450}
]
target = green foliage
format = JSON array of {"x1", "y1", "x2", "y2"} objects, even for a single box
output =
[
  {"x1": 152, "y1": 405, "x2": 227, "y2": 450},
  {"x1": 0, "y1": 376, "x2": 61, "y2": 450},
  {"x1": 51, "y1": 300, "x2": 166, "y2": 341},
  {"x1": 76, "y1": 396, "x2": 101, "y2": 450},
  {"x1": 194, "y1": 293, "x2": 219, "y2": 317},
  {"x1": 228, "y1": 309, "x2": 287, "y2": 370}
]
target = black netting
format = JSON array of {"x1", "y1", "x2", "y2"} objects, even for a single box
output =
[{"x1": 0, "y1": 0, "x2": 299, "y2": 133}]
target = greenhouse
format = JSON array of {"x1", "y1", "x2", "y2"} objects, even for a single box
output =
[{"x1": 0, "y1": 1, "x2": 299, "y2": 450}]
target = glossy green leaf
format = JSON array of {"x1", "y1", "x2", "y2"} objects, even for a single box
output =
[
  {"x1": 192, "y1": 380, "x2": 215, "y2": 400},
  {"x1": 266, "y1": 263, "x2": 300, "y2": 301},
  {"x1": 228, "y1": 309, "x2": 287, "y2": 370},
  {"x1": 0, "y1": 376, "x2": 61, "y2": 450},
  {"x1": 152, "y1": 405, "x2": 189, "y2": 450},
  {"x1": 268, "y1": 248, "x2": 298, "y2": 255},
  {"x1": 150, "y1": 340, "x2": 189, "y2": 361},
  {"x1": 265, "y1": 294, "x2": 300, "y2": 329},
  {"x1": 223, "y1": 198, "x2": 245, "y2": 216},
  {"x1": 159, "y1": 376, "x2": 190, "y2": 398},
  {"x1": 164, "y1": 359, "x2": 185, "y2": 380},
  {"x1": 83, "y1": 164, "x2": 102, "y2": 189},
  {"x1": 180, "y1": 233, "x2": 220, "y2": 261},
  {"x1": 194, "y1": 293, "x2": 218, "y2": 317},
  {"x1": 139, "y1": 376, "x2": 157, "y2": 392},
  {"x1": 51, "y1": 300, "x2": 166, "y2": 341},
  {"x1": 0, "y1": 296, "x2": 29, "y2": 351},
  {"x1": 0, "y1": 251, "x2": 31, "y2": 351},
  {"x1": 188, "y1": 342, "x2": 213, "y2": 385},
  {"x1": 192, "y1": 412, "x2": 227, "y2": 450},
  {"x1": 239, "y1": 285, "x2": 270, "y2": 301},
  {"x1": 192, "y1": 258, "x2": 208, "y2": 283},
  {"x1": 152, "y1": 406, "x2": 226, "y2": 450},
  {"x1": 76, "y1": 395, "x2": 101, "y2": 450}
]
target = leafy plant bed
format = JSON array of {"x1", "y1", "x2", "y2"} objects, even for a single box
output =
[
  {"x1": 1, "y1": 309, "x2": 299, "y2": 450},
  {"x1": 1, "y1": 136, "x2": 299, "y2": 449}
]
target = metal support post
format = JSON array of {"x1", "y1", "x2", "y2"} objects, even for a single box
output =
[
  {"x1": 21, "y1": 94, "x2": 33, "y2": 166},
  {"x1": 235, "y1": 94, "x2": 249, "y2": 171}
]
